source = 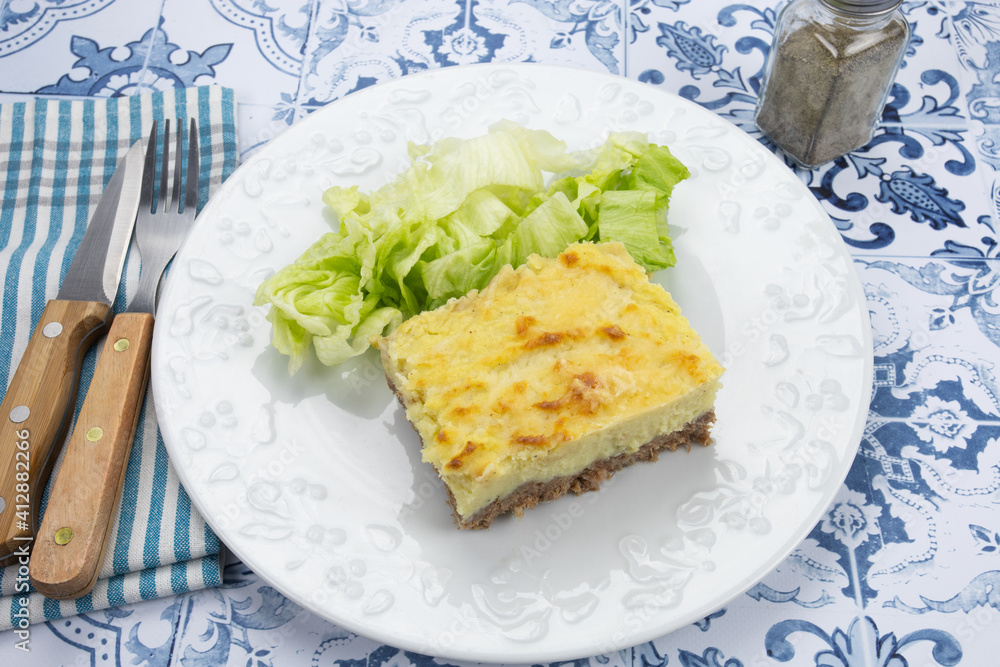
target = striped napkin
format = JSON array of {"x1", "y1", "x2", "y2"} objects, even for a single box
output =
[{"x1": 0, "y1": 86, "x2": 239, "y2": 630}]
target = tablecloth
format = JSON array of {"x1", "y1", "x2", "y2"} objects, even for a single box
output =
[{"x1": 0, "y1": 1, "x2": 999, "y2": 665}]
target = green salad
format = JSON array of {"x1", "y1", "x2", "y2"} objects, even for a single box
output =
[{"x1": 254, "y1": 121, "x2": 690, "y2": 373}]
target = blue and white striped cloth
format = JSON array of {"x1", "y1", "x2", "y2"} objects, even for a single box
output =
[{"x1": 0, "y1": 86, "x2": 239, "y2": 629}]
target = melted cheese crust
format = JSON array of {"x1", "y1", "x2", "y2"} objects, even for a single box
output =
[{"x1": 380, "y1": 241, "x2": 724, "y2": 520}]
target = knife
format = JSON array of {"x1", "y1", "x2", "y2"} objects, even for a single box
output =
[{"x1": 0, "y1": 139, "x2": 145, "y2": 566}]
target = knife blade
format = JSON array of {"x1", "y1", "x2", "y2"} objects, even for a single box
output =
[
  {"x1": 0, "y1": 138, "x2": 145, "y2": 566},
  {"x1": 31, "y1": 120, "x2": 199, "y2": 599}
]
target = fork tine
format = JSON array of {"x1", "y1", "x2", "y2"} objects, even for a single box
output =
[
  {"x1": 140, "y1": 119, "x2": 157, "y2": 213},
  {"x1": 159, "y1": 118, "x2": 171, "y2": 213},
  {"x1": 185, "y1": 118, "x2": 199, "y2": 214},
  {"x1": 172, "y1": 119, "x2": 184, "y2": 212}
]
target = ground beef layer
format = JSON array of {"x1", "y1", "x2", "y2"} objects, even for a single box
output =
[
  {"x1": 446, "y1": 411, "x2": 716, "y2": 529},
  {"x1": 387, "y1": 374, "x2": 716, "y2": 530}
]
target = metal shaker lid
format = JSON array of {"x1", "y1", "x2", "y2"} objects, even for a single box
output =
[{"x1": 821, "y1": 0, "x2": 903, "y2": 15}]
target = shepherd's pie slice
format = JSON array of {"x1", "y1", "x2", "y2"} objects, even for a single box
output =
[{"x1": 379, "y1": 241, "x2": 724, "y2": 529}]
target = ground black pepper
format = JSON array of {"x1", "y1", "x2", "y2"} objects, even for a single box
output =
[{"x1": 755, "y1": 0, "x2": 910, "y2": 167}]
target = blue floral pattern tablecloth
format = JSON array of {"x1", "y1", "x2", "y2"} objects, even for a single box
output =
[{"x1": 1, "y1": 0, "x2": 999, "y2": 665}]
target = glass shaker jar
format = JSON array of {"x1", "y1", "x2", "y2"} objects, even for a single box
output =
[{"x1": 754, "y1": 0, "x2": 910, "y2": 168}]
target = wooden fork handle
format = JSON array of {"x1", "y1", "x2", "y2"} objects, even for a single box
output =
[{"x1": 30, "y1": 312, "x2": 153, "y2": 599}]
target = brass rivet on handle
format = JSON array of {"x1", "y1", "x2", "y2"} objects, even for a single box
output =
[
  {"x1": 86, "y1": 427, "x2": 104, "y2": 442},
  {"x1": 113, "y1": 338, "x2": 130, "y2": 352},
  {"x1": 54, "y1": 527, "x2": 73, "y2": 545}
]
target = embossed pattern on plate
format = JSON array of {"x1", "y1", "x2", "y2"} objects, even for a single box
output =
[{"x1": 151, "y1": 64, "x2": 873, "y2": 662}]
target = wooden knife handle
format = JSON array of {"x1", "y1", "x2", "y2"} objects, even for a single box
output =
[
  {"x1": 0, "y1": 300, "x2": 112, "y2": 566},
  {"x1": 30, "y1": 312, "x2": 153, "y2": 599}
]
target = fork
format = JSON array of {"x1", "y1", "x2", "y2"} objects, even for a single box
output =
[{"x1": 30, "y1": 119, "x2": 201, "y2": 600}]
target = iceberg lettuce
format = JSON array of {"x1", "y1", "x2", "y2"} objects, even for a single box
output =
[{"x1": 254, "y1": 121, "x2": 689, "y2": 373}]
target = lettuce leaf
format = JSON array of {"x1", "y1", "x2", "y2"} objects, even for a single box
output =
[{"x1": 254, "y1": 122, "x2": 689, "y2": 373}]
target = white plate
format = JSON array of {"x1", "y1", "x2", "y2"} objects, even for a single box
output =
[{"x1": 153, "y1": 64, "x2": 873, "y2": 662}]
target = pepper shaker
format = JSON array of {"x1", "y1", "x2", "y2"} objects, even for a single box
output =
[{"x1": 754, "y1": 0, "x2": 910, "y2": 168}]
